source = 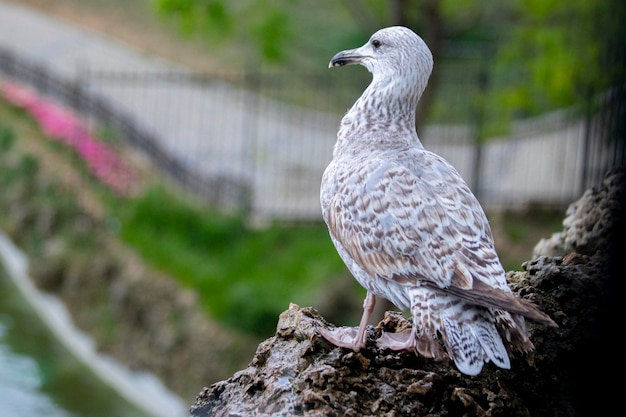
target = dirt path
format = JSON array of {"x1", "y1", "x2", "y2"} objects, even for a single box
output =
[{"x1": 10, "y1": 0, "x2": 226, "y2": 72}]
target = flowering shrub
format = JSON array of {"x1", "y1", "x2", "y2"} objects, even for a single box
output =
[{"x1": 0, "y1": 80, "x2": 137, "y2": 196}]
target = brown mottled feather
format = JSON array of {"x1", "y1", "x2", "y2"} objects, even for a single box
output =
[{"x1": 321, "y1": 26, "x2": 555, "y2": 375}]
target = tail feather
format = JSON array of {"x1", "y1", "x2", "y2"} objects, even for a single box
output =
[
  {"x1": 415, "y1": 332, "x2": 445, "y2": 359},
  {"x1": 440, "y1": 315, "x2": 489, "y2": 375},
  {"x1": 470, "y1": 313, "x2": 511, "y2": 369},
  {"x1": 409, "y1": 287, "x2": 525, "y2": 375},
  {"x1": 494, "y1": 310, "x2": 534, "y2": 353}
]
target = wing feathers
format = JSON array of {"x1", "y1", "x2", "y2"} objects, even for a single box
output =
[
  {"x1": 438, "y1": 279, "x2": 557, "y2": 326},
  {"x1": 324, "y1": 148, "x2": 555, "y2": 375},
  {"x1": 326, "y1": 152, "x2": 556, "y2": 326}
]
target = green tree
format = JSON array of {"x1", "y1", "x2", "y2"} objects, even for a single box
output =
[
  {"x1": 496, "y1": 0, "x2": 619, "y2": 117},
  {"x1": 155, "y1": 0, "x2": 300, "y2": 63}
]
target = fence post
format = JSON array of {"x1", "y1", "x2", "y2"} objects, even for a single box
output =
[
  {"x1": 471, "y1": 67, "x2": 488, "y2": 200},
  {"x1": 580, "y1": 92, "x2": 594, "y2": 195},
  {"x1": 0, "y1": 48, "x2": 16, "y2": 78},
  {"x1": 243, "y1": 62, "x2": 261, "y2": 219}
]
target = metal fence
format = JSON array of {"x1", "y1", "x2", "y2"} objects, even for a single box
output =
[{"x1": 1, "y1": 46, "x2": 623, "y2": 221}]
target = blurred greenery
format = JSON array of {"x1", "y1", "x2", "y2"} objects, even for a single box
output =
[
  {"x1": 491, "y1": 207, "x2": 564, "y2": 272},
  {"x1": 111, "y1": 187, "x2": 347, "y2": 335},
  {"x1": 0, "y1": 123, "x2": 16, "y2": 150},
  {"x1": 0, "y1": 102, "x2": 98, "y2": 256},
  {"x1": 496, "y1": 0, "x2": 616, "y2": 117},
  {"x1": 154, "y1": 0, "x2": 358, "y2": 67}
]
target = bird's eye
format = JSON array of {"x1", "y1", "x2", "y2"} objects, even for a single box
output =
[{"x1": 372, "y1": 39, "x2": 381, "y2": 49}]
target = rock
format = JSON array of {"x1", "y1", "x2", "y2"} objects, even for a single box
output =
[
  {"x1": 191, "y1": 169, "x2": 625, "y2": 416},
  {"x1": 533, "y1": 168, "x2": 625, "y2": 258}
]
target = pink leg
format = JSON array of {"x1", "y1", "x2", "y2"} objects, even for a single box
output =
[{"x1": 318, "y1": 292, "x2": 376, "y2": 351}]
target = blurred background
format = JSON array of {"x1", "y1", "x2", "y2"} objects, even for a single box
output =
[{"x1": 0, "y1": 0, "x2": 624, "y2": 416}]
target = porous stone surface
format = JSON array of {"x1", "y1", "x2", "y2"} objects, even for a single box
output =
[{"x1": 533, "y1": 169, "x2": 625, "y2": 258}]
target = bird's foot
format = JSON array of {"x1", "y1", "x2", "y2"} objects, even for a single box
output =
[
  {"x1": 318, "y1": 325, "x2": 367, "y2": 352},
  {"x1": 376, "y1": 328, "x2": 415, "y2": 351}
]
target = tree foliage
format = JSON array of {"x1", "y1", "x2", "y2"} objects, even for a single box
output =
[
  {"x1": 497, "y1": 0, "x2": 618, "y2": 117},
  {"x1": 155, "y1": 0, "x2": 298, "y2": 63}
]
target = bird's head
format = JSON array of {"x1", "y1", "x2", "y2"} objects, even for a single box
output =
[{"x1": 329, "y1": 26, "x2": 433, "y2": 96}]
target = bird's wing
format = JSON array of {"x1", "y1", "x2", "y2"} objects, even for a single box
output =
[{"x1": 326, "y1": 149, "x2": 549, "y2": 319}]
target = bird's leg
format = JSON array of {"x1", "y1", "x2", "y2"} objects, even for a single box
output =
[
  {"x1": 355, "y1": 292, "x2": 376, "y2": 346},
  {"x1": 318, "y1": 292, "x2": 376, "y2": 351},
  {"x1": 376, "y1": 325, "x2": 416, "y2": 352}
]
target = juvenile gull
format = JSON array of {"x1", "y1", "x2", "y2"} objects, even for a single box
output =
[{"x1": 319, "y1": 26, "x2": 556, "y2": 376}]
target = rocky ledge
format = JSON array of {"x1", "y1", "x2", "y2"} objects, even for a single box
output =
[{"x1": 191, "y1": 169, "x2": 625, "y2": 417}]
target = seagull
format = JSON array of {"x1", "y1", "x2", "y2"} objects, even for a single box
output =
[{"x1": 319, "y1": 26, "x2": 556, "y2": 375}]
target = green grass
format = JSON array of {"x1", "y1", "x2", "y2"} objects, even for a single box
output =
[
  {"x1": 111, "y1": 187, "x2": 347, "y2": 336},
  {"x1": 490, "y1": 207, "x2": 565, "y2": 272}
]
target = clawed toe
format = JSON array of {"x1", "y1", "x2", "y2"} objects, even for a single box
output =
[
  {"x1": 319, "y1": 323, "x2": 417, "y2": 353},
  {"x1": 318, "y1": 325, "x2": 366, "y2": 351},
  {"x1": 376, "y1": 328, "x2": 415, "y2": 351}
]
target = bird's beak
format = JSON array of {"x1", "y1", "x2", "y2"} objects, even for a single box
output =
[{"x1": 329, "y1": 48, "x2": 365, "y2": 68}]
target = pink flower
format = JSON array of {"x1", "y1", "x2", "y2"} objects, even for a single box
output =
[
  {"x1": 1, "y1": 80, "x2": 138, "y2": 196},
  {"x1": 0, "y1": 82, "x2": 38, "y2": 108}
]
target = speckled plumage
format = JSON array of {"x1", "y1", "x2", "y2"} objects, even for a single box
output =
[{"x1": 320, "y1": 26, "x2": 555, "y2": 375}]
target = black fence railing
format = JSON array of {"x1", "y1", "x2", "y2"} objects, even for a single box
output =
[
  {"x1": 1, "y1": 46, "x2": 624, "y2": 221},
  {"x1": 0, "y1": 48, "x2": 254, "y2": 210}
]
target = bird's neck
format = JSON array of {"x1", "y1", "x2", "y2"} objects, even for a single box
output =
[{"x1": 336, "y1": 78, "x2": 422, "y2": 155}]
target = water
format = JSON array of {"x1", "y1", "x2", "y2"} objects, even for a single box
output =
[{"x1": 0, "y1": 232, "x2": 188, "y2": 417}]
